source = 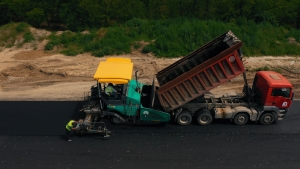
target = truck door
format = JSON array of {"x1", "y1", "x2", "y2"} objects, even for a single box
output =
[{"x1": 271, "y1": 88, "x2": 292, "y2": 109}]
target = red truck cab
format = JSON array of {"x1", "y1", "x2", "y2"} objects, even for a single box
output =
[{"x1": 252, "y1": 71, "x2": 293, "y2": 109}]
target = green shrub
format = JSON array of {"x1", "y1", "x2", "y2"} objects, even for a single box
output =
[
  {"x1": 92, "y1": 46, "x2": 115, "y2": 57},
  {"x1": 45, "y1": 35, "x2": 60, "y2": 50},
  {"x1": 61, "y1": 47, "x2": 83, "y2": 56},
  {"x1": 142, "y1": 44, "x2": 153, "y2": 53},
  {"x1": 133, "y1": 41, "x2": 141, "y2": 49},
  {"x1": 92, "y1": 50, "x2": 105, "y2": 57},
  {"x1": 44, "y1": 42, "x2": 55, "y2": 50},
  {"x1": 255, "y1": 66, "x2": 271, "y2": 71},
  {"x1": 42, "y1": 18, "x2": 300, "y2": 57},
  {"x1": 0, "y1": 22, "x2": 32, "y2": 47},
  {"x1": 273, "y1": 68, "x2": 282, "y2": 73},
  {"x1": 23, "y1": 32, "x2": 35, "y2": 42},
  {"x1": 16, "y1": 22, "x2": 29, "y2": 32}
]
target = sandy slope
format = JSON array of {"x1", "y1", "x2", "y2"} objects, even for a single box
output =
[{"x1": 0, "y1": 47, "x2": 299, "y2": 101}]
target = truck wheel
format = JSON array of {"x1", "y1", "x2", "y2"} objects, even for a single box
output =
[
  {"x1": 233, "y1": 113, "x2": 249, "y2": 125},
  {"x1": 259, "y1": 113, "x2": 275, "y2": 125},
  {"x1": 176, "y1": 111, "x2": 192, "y2": 126},
  {"x1": 196, "y1": 111, "x2": 212, "y2": 125}
]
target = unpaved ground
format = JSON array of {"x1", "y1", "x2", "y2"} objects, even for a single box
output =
[{"x1": 0, "y1": 47, "x2": 299, "y2": 101}]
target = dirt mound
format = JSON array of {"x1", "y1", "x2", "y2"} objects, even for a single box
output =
[
  {"x1": 1, "y1": 62, "x2": 67, "y2": 81},
  {"x1": 0, "y1": 44, "x2": 299, "y2": 100},
  {"x1": 13, "y1": 50, "x2": 53, "y2": 60},
  {"x1": 0, "y1": 72, "x2": 6, "y2": 81}
]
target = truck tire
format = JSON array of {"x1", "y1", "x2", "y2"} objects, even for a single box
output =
[
  {"x1": 259, "y1": 113, "x2": 275, "y2": 125},
  {"x1": 233, "y1": 113, "x2": 249, "y2": 125},
  {"x1": 176, "y1": 111, "x2": 192, "y2": 126},
  {"x1": 196, "y1": 111, "x2": 212, "y2": 126}
]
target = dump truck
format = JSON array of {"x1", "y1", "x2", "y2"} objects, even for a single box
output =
[{"x1": 82, "y1": 30, "x2": 294, "y2": 126}]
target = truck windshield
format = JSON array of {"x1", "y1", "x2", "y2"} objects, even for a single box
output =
[{"x1": 271, "y1": 88, "x2": 291, "y2": 97}]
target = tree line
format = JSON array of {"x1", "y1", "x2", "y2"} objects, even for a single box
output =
[{"x1": 1, "y1": 0, "x2": 300, "y2": 31}]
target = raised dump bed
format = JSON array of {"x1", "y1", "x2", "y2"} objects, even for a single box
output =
[{"x1": 156, "y1": 31, "x2": 245, "y2": 112}]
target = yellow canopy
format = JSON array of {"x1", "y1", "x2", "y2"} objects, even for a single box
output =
[
  {"x1": 106, "y1": 57, "x2": 132, "y2": 63},
  {"x1": 93, "y1": 58, "x2": 133, "y2": 84}
]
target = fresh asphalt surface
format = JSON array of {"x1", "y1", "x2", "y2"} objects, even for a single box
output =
[{"x1": 0, "y1": 101, "x2": 299, "y2": 169}]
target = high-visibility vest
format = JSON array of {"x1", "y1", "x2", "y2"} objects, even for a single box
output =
[
  {"x1": 105, "y1": 86, "x2": 116, "y2": 95},
  {"x1": 66, "y1": 120, "x2": 75, "y2": 131}
]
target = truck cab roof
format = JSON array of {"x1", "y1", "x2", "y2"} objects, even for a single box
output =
[{"x1": 256, "y1": 71, "x2": 293, "y2": 88}]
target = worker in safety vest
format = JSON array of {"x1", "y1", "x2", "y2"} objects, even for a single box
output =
[
  {"x1": 65, "y1": 120, "x2": 78, "y2": 142},
  {"x1": 105, "y1": 83, "x2": 118, "y2": 99}
]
